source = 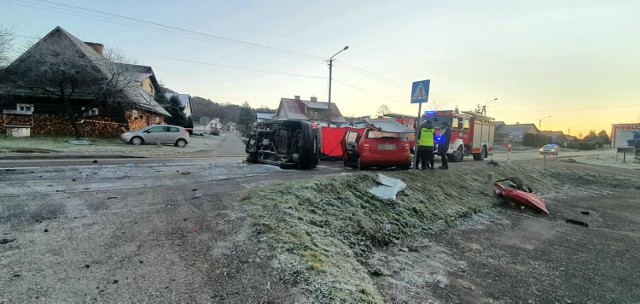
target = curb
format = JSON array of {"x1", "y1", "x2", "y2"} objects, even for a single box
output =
[{"x1": 0, "y1": 153, "x2": 146, "y2": 160}]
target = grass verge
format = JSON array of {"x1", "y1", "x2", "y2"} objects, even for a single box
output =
[{"x1": 243, "y1": 164, "x2": 640, "y2": 303}]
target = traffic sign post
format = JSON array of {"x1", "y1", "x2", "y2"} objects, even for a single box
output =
[
  {"x1": 411, "y1": 79, "x2": 430, "y2": 169},
  {"x1": 411, "y1": 80, "x2": 430, "y2": 104}
]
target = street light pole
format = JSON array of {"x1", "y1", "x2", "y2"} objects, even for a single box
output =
[
  {"x1": 482, "y1": 98, "x2": 498, "y2": 116},
  {"x1": 538, "y1": 115, "x2": 551, "y2": 128},
  {"x1": 327, "y1": 46, "x2": 349, "y2": 127}
]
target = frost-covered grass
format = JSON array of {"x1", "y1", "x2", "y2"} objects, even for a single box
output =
[
  {"x1": 243, "y1": 165, "x2": 640, "y2": 303},
  {"x1": 0, "y1": 134, "x2": 225, "y2": 155}
]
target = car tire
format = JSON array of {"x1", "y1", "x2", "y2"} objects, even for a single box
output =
[
  {"x1": 357, "y1": 157, "x2": 366, "y2": 170},
  {"x1": 473, "y1": 146, "x2": 486, "y2": 161},
  {"x1": 450, "y1": 146, "x2": 464, "y2": 162},
  {"x1": 175, "y1": 139, "x2": 187, "y2": 148},
  {"x1": 131, "y1": 137, "x2": 143, "y2": 145},
  {"x1": 246, "y1": 154, "x2": 258, "y2": 163},
  {"x1": 279, "y1": 162, "x2": 298, "y2": 170}
]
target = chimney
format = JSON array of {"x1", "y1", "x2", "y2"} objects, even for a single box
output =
[
  {"x1": 294, "y1": 95, "x2": 300, "y2": 100},
  {"x1": 310, "y1": 96, "x2": 317, "y2": 102},
  {"x1": 85, "y1": 42, "x2": 104, "y2": 56}
]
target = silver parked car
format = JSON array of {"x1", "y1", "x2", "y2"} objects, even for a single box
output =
[
  {"x1": 539, "y1": 144, "x2": 559, "y2": 155},
  {"x1": 121, "y1": 125, "x2": 190, "y2": 148}
]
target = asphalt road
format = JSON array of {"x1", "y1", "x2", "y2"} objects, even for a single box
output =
[{"x1": 1, "y1": 138, "x2": 638, "y2": 303}]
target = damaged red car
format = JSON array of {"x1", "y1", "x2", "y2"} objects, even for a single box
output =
[{"x1": 341, "y1": 119, "x2": 412, "y2": 170}]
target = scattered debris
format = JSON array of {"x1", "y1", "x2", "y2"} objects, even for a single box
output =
[
  {"x1": 369, "y1": 174, "x2": 406, "y2": 201},
  {"x1": 12, "y1": 274, "x2": 21, "y2": 278},
  {"x1": 127, "y1": 163, "x2": 134, "y2": 167},
  {"x1": 92, "y1": 160, "x2": 98, "y2": 163},
  {"x1": 68, "y1": 139, "x2": 94, "y2": 145},
  {"x1": 0, "y1": 238, "x2": 16, "y2": 245},
  {"x1": 494, "y1": 177, "x2": 549, "y2": 215},
  {"x1": 192, "y1": 188, "x2": 198, "y2": 191},
  {"x1": 566, "y1": 219, "x2": 589, "y2": 227},
  {"x1": 84, "y1": 265, "x2": 90, "y2": 268},
  {"x1": 44, "y1": 229, "x2": 48, "y2": 232},
  {"x1": 192, "y1": 227, "x2": 200, "y2": 233},
  {"x1": 72, "y1": 179, "x2": 77, "y2": 182},
  {"x1": 180, "y1": 171, "x2": 191, "y2": 175},
  {"x1": 107, "y1": 196, "x2": 118, "y2": 200},
  {"x1": 112, "y1": 279, "x2": 119, "y2": 284},
  {"x1": 487, "y1": 159, "x2": 499, "y2": 166},
  {"x1": 581, "y1": 211, "x2": 590, "y2": 215}
]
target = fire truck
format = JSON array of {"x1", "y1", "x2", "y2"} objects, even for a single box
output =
[{"x1": 418, "y1": 110, "x2": 495, "y2": 162}]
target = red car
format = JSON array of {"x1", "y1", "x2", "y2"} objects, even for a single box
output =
[{"x1": 341, "y1": 126, "x2": 412, "y2": 170}]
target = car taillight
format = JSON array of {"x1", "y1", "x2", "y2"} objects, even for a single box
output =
[{"x1": 364, "y1": 143, "x2": 370, "y2": 150}]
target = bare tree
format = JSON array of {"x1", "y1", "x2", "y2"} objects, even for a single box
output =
[
  {"x1": 0, "y1": 25, "x2": 15, "y2": 66},
  {"x1": 0, "y1": 39, "x2": 150, "y2": 138},
  {"x1": 376, "y1": 104, "x2": 391, "y2": 117}
]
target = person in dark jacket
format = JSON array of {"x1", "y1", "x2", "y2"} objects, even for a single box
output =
[
  {"x1": 416, "y1": 120, "x2": 435, "y2": 169},
  {"x1": 437, "y1": 121, "x2": 451, "y2": 170}
]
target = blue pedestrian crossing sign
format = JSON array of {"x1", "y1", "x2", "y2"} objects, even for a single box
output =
[{"x1": 410, "y1": 79, "x2": 430, "y2": 104}]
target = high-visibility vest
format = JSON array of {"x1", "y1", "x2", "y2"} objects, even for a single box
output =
[{"x1": 419, "y1": 127, "x2": 435, "y2": 147}]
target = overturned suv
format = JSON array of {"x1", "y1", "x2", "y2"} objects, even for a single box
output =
[{"x1": 245, "y1": 119, "x2": 321, "y2": 169}]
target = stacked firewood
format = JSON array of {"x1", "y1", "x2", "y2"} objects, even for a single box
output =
[{"x1": 2, "y1": 114, "x2": 123, "y2": 138}]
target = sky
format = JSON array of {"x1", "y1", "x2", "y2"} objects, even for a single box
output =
[{"x1": 1, "y1": 0, "x2": 638, "y2": 136}]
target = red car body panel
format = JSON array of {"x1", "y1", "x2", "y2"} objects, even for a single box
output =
[{"x1": 494, "y1": 183, "x2": 550, "y2": 215}]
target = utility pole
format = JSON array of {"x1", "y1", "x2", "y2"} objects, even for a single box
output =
[{"x1": 327, "y1": 46, "x2": 349, "y2": 127}]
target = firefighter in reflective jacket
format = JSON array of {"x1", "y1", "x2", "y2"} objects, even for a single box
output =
[{"x1": 416, "y1": 120, "x2": 436, "y2": 170}]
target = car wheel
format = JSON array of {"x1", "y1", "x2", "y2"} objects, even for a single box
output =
[
  {"x1": 279, "y1": 162, "x2": 298, "y2": 170},
  {"x1": 450, "y1": 146, "x2": 464, "y2": 162},
  {"x1": 131, "y1": 137, "x2": 143, "y2": 145},
  {"x1": 357, "y1": 157, "x2": 366, "y2": 170},
  {"x1": 398, "y1": 163, "x2": 411, "y2": 170},
  {"x1": 175, "y1": 139, "x2": 187, "y2": 148},
  {"x1": 246, "y1": 154, "x2": 258, "y2": 163}
]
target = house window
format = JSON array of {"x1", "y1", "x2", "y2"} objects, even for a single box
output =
[
  {"x1": 16, "y1": 103, "x2": 34, "y2": 114},
  {"x1": 83, "y1": 107, "x2": 99, "y2": 116}
]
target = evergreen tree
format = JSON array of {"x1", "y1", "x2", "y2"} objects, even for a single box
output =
[{"x1": 237, "y1": 101, "x2": 255, "y2": 135}]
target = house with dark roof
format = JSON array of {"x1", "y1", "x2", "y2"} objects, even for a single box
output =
[
  {"x1": 274, "y1": 95, "x2": 346, "y2": 127},
  {"x1": 495, "y1": 123, "x2": 539, "y2": 148},
  {"x1": 0, "y1": 26, "x2": 170, "y2": 136}
]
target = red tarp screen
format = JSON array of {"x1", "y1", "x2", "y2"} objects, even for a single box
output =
[{"x1": 321, "y1": 127, "x2": 347, "y2": 158}]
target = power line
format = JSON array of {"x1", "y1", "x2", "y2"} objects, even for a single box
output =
[
  {"x1": 8, "y1": 0, "x2": 326, "y2": 62},
  {"x1": 7, "y1": 0, "x2": 477, "y2": 107},
  {"x1": 334, "y1": 60, "x2": 472, "y2": 105},
  {"x1": 13, "y1": 33, "x2": 327, "y2": 80},
  {"x1": 125, "y1": 51, "x2": 327, "y2": 80}
]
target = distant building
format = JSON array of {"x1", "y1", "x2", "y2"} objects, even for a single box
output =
[
  {"x1": 256, "y1": 111, "x2": 276, "y2": 122},
  {"x1": 495, "y1": 123, "x2": 539, "y2": 148},
  {"x1": 274, "y1": 95, "x2": 346, "y2": 127}
]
